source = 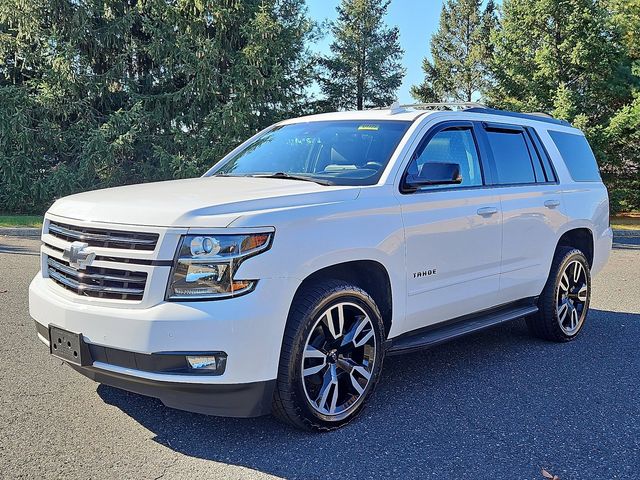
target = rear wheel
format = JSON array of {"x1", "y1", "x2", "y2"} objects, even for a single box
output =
[
  {"x1": 527, "y1": 247, "x2": 591, "y2": 342},
  {"x1": 272, "y1": 280, "x2": 385, "y2": 431}
]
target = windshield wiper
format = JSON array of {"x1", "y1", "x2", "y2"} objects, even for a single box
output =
[{"x1": 248, "y1": 172, "x2": 334, "y2": 186}]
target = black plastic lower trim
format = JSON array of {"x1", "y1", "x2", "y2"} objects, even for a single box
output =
[
  {"x1": 386, "y1": 298, "x2": 538, "y2": 355},
  {"x1": 68, "y1": 363, "x2": 275, "y2": 417}
]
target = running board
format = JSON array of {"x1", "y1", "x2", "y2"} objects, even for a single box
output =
[{"x1": 386, "y1": 303, "x2": 538, "y2": 356}]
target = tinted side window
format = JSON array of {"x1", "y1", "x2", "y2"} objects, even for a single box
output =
[
  {"x1": 485, "y1": 129, "x2": 536, "y2": 184},
  {"x1": 408, "y1": 127, "x2": 483, "y2": 188},
  {"x1": 527, "y1": 127, "x2": 557, "y2": 182},
  {"x1": 548, "y1": 131, "x2": 601, "y2": 182}
]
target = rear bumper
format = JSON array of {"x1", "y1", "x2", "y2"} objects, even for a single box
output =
[{"x1": 592, "y1": 226, "x2": 613, "y2": 276}]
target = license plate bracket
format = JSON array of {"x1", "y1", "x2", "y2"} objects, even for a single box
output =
[{"x1": 49, "y1": 325, "x2": 90, "y2": 366}]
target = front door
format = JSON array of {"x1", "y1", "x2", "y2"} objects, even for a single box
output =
[{"x1": 395, "y1": 121, "x2": 502, "y2": 333}]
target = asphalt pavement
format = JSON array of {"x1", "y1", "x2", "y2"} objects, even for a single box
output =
[{"x1": 0, "y1": 235, "x2": 638, "y2": 479}]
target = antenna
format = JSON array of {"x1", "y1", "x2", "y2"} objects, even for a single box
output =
[{"x1": 388, "y1": 101, "x2": 405, "y2": 114}]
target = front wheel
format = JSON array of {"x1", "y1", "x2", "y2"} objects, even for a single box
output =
[
  {"x1": 272, "y1": 280, "x2": 385, "y2": 431},
  {"x1": 527, "y1": 247, "x2": 591, "y2": 342}
]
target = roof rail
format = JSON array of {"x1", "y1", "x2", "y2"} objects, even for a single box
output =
[
  {"x1": 373, "y1": 102, "x2": 572, "y2": 126},
  {"x1": 375, "y1": 101, "x2": 488, "y2": 113},
  {"x1": 526, "y1": 112, "x2": 555, "y2": 119},
  {"x1": 401, "y1": 102, "x2": 488, "y2": 110},
  {"x1": 464, "y1": 107, "x2": 571, "y2": 126}
]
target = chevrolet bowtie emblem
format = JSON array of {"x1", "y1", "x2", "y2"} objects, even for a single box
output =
[{"x1": 62, "y1": 241, "x2": 96, "y2": 270}]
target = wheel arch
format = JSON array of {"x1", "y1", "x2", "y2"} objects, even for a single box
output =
[
  {"x1": 289, "y1": 260, "x2": 393, "y2": 337},
  {"x1": 556, "y1": 227, "x2": 594, "y2": 267}
]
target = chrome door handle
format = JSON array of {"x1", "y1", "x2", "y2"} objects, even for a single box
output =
[
  {"x1": 477, "y1": 206, "x2": 498, "y2": 216},
  {"x1": 544, "y1": 199, "x2": 560, "y2": 208}
]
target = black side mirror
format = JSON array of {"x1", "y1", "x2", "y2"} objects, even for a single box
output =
[{"x1": 402, "y1": 162, "x2": 462, "y2": 192}]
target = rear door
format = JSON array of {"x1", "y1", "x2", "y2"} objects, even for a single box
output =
[
  {"x1": 477, "y1": 122, "x2": 567, "y2": 303},
  {"x1": 395, "y1": 121, "x2": 502, "y2": 333}
]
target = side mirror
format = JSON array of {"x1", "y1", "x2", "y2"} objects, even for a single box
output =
[{"x1": 403, "y1": 162, "x2": 462, "y2": 192}]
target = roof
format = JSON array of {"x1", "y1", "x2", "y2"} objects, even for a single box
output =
[
  {"x1": 279, "y1": 104, "x2": 572, "y2": 128},
  {"x1": 279, "y1": 109, "x2": 427, "y2": 124}
]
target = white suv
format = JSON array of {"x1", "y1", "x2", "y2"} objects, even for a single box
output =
[{"x1": 29, "y1": 104, "x2": 612, "y2": 431}]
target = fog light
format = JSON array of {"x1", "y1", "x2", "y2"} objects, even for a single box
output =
[{"x1": 186, "y1": 354, "x2": 227, "y2": 375}]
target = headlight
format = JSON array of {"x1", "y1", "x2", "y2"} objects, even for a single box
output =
[{"x1": 166, "y1": 232, "x2": 273, "y2": 300}]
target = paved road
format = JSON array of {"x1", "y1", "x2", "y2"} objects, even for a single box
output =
[{"x1": 1, "y1": 236, "x2": 638, "y2": 479}]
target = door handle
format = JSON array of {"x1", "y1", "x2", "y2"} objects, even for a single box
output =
[
  {"x1": 477, "y1": 206, "x2": 498, "y2": 217},
  {"x1": 544, "y1": 199, "x2": 560, "y2": 208}
]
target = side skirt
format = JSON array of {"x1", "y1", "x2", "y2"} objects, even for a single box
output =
[{"x1": 386, "y1": 298, "x2": 538, "y2": 356}]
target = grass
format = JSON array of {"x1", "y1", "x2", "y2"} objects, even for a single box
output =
[
  {"x1": 612, "y1": 224, "x2": 640, "y2": 231},
  {"x1": 611, "y1": 223, "x2": 640, "y2": 231},
  {"x1": 0, "y1": 212, "x2": 638, "y2": 230},
  {"x1": 611, "y1": 213, "x2": 640, "y2": 231},
  {"x1": 0, "y1": 215, "x2": 43, "y2": 228}
]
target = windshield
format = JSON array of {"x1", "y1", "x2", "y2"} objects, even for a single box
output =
[{"x1": 208, "y1": 120, "x2": 411, "y2": 186}]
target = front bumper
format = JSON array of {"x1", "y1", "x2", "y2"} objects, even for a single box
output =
[
  {"x1": 35, "y1": 319, "x2": 273, "y2": 416},
  {"x1": 30, "y1": 273, "x2": 299, "y2": 417}
]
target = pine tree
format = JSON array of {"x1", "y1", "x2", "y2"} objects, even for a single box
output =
[
  {"x1": 485, "y1": 0, "x2": 633, "y2": 121},
  {"x1": 486, "y1": 0, "x2": 639, "y2": 213},
  {"x1": 0, "y1": 0, "x2": 317, "y2": 214},
  {"x1": 412, "y1": 0, "x2": 496, "y2": 103},
  {"x1": 317, "y1": 0, "x2": 405, "y2": 110},
  {"x1": 604, "y1": 0, "x2": 640, "y2": 212},
  {"x1": 608, "y1": 0, "x2": 640, "y2": 60}
]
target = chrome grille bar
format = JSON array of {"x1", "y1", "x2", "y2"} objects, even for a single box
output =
[
  {"x1": 48, "y1": 270, "x2": 145, "y2": 296},
  {"x1": 47, "y1": 258, "x2": 147, "y2": 284},
  {"x1": 47, "y1": 256, "x2": 148, "y2": 300},
  {"x1": 48, "y1": 222, "x2": 158, "y2": 251}
]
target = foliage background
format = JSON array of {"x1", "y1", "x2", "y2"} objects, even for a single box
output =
[
  {"x1": 0, "y1": 0, "x2": 317, "y2": 213},
  {"x1": 0, "y1": 0, "x2": 638, "y2": 214}
]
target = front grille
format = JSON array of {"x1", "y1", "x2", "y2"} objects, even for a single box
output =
[
  {"x1": 48, "y1": 221, "x2": 158, "y2": 251},
  {"x1": 47, "y1": 257, "x2": 148, "y2": 301}
]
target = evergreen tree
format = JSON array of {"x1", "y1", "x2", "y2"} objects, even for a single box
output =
[
  {"x1": 485, "y1": 0, "x2": 633, "y2": 121},
  {"x1": 486, "y1": 0, "x2": 639, "y2": 213},
  {"x1": 317, "y1": 0, "x2": 404, "y2": 110},
  {"x1": 0, "y1": 0, "x2": 317, "y2": 214},
  {"x1": 412, "y1": 0, "x2": 496, "y2": 103},
  {"x1": 608, "y1": 0, "x2": 640, "y2": 60},
  {"x1": 604, "y1": 0, "x2": 640, "y2": 212},
  {"x1": 604, "y1": 94, "x2": 640, "y2": 212}
]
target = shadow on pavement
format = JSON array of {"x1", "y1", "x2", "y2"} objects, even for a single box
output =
[
  {"x1": 0, "y1": 237, "x2": 41, "y2": 255},
  {"x1": 613, "y1": 231, "x2": 640, "y2": 250},
  {"x1": 98, "y1": 309, "x2": 640, "y2": 479},
  {"x1": 613, "y1": 242, "x2": 640, "y2": 250}
]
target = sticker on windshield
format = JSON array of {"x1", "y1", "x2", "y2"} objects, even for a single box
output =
[{"x1": 358, "y1": 124, "x2": 380, "y2": 131}]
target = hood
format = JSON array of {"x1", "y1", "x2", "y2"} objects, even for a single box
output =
[{"x1": 48, "y1": 177, "x2": 360, "y2": 227}]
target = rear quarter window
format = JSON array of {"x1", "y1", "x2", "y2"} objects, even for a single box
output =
[
  {"x1": 548, "y1": 131, "x2": 601, "y2": 182},
  {"x1": 485, "y1": 129, "x2": 536, "y2": 185}
]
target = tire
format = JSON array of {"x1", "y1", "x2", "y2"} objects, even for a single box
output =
[
  {"x1": 272, "y1": 280, "x2": 386, "y2": 431},
  {"x1": 526, "y1": 247, "x2": 591, "y2": 342}
]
